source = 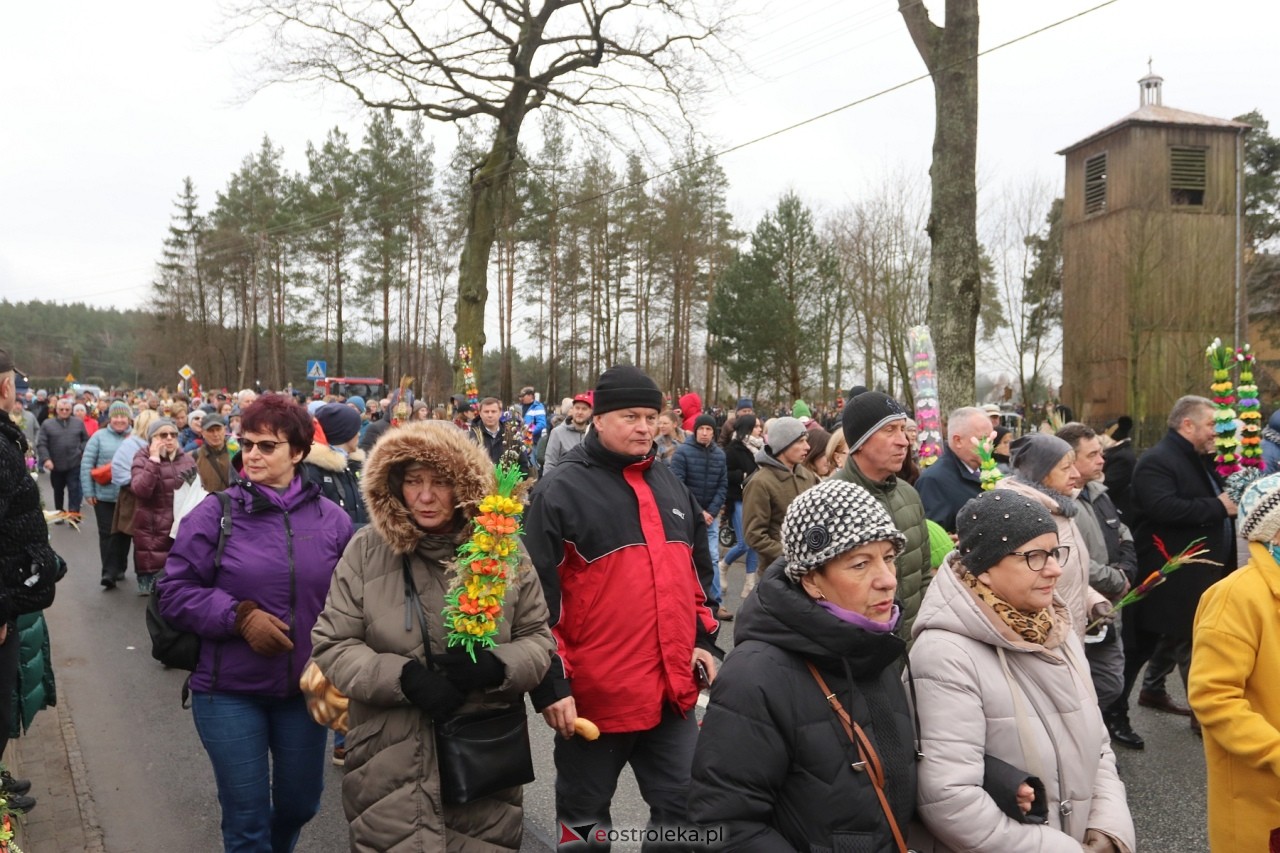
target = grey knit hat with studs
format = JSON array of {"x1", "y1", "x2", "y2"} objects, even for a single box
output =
[
  {"x1": 781, "y1": 480, "x2": 906, "y2": 581},
  {"x1": 956, "y1": 490, "x2": 1058, "y2": 574}
]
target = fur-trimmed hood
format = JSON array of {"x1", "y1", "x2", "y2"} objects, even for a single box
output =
[
  {"x1": 306, "y1": 440, "x2": 365, "y2": 474},
  {"x1": 361, "y1": 422, "x2": 495, "y2": 554}
]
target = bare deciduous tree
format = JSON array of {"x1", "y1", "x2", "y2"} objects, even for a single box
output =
[{"x1": 235, "y1": 0, "x2": 732, "y2": 384}]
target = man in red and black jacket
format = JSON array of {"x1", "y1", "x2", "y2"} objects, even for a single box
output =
[{"x1": 525, "y1": 364, "x2": 722, "y2": 850}]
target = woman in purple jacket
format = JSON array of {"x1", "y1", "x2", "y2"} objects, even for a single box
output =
[{"x1": 159, "y1": 395, "x2": 353, "y2": 853}]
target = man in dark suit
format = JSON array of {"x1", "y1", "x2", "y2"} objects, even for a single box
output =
[{"x1": 1106, "y1": 395, "x2": 1237, "y2": 736}]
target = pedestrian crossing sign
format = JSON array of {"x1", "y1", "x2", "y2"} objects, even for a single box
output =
[{"x1": 307, "y1": 360, "x2": 327, "y2": 380}]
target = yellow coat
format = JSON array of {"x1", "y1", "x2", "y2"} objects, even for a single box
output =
[{"x1": 1188, "y1": 541, "x2": 1280, "y2": 852}]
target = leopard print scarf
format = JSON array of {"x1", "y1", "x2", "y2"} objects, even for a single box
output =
[{"x1": 959, "y1": 568, "x2": 1054, "y2": 645}]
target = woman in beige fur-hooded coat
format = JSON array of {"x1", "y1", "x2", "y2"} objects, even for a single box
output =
[{"x1": 311, "y1": 422, "x2": 554, "y2": 853}]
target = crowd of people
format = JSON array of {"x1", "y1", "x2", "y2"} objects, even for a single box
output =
[{"x1": 4, "y1": 348, "x2": 1278, "y2": 851}]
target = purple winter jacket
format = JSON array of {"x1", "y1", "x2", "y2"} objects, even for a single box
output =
[{"x1": 158, "y1": 475, "x2": 354, "y2": 697}]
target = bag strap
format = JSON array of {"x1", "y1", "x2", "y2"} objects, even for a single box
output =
[
  {"x1": 213, "y1": 491, "x2": 232, "y2": 574},
  {"x1": 805, "y1": 661, "x2": 907, "y2": 853},
  {"x1": 402, "y1": 554, "x2": 436, "y2": 667}
]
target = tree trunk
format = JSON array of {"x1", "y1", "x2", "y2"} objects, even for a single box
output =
[
  {"x1": 455, "y1": 114, "x2": 523, "y2": 393},
  {"x1": 899, "y1": 0, "x2": 981, "y2": 413}
]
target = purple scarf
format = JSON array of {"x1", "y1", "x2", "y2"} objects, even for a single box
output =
[{"x1": 817, "y1": 599, "x2": 901, "y2": 634}]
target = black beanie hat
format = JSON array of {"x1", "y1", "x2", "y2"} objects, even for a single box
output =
[
  {"x1": 316, "y1": 403, "x2": 362, "y2": 446},
  {"x1": 694, "y1": 414, "x2": 717, "y2": 432},
  {"x1": 843, "y1": 391, "x2": 908, "y2": 453},
  {"x1": 592, "y1": 365, "x2": 663, "y2": 416},
  {"x1": 956, "y1": 491, "x2": 1058, "y2": 575}
]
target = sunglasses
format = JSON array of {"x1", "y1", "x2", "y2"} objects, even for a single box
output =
[
  {"x1": 1007, "y1": 545, "x2": 1071, "y2": 572},
  {"x1": 240, "y1": 438, "x2": 285, "y2": 455},
  {"x1": 153, "y1": 431, "x2": 179, "y2": 439}
]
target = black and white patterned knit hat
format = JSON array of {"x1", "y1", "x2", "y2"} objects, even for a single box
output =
[
  {"x1": 1240, "y1": 471, "x2": 1280, "y2": 543},
  {"x1": 781, "y1": 480, "x2": 906, "y2": 580}
]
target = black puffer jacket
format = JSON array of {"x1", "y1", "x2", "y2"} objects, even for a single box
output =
[
  {"x1": 725, "y1": 439, "x2": 758, "y2": 505},
  {"x1": 690, "y1": 560, "x2": 917, "y2": 852},
  {"x1": 0, "y1": 420, "x2": 54, "y2": 624}
]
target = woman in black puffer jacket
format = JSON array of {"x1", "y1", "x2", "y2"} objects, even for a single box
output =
[
  {"x1": 690, "y1": 479, "x2": 917, "y2": 852},
  {"x1": 721, "y1": 415, "x2": 761, "y2": 599}
]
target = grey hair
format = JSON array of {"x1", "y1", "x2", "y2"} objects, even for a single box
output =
[
  {"x1": 1168, "y1": 395, "x2": 1214, "y2": 430},
  {"x1": 947, "y1": 407, "x2": 988, "y2": 441}
]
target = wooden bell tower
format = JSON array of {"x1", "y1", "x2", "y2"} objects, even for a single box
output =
[{"x1": 1058, "y1": 72, "x2": 1249, "y2": 434}]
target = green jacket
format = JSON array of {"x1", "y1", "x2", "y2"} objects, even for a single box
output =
[
  {"x1": 10, "y1": 612, "x2": 55, "y2": 738},
  {"x1": 833, "y1": 457, "x2": 931, "y2": 639}
]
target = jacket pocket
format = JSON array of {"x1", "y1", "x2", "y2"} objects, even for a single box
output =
[{"x1": 813, "y1": 831, "x2": 877, "y2": 853}]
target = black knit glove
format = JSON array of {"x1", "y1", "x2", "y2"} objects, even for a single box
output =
[
  {"x1": 400, "y1": 660, "x2": 466, "y2": 719},
  {"x1": 435, "y1": 650, "x2": 506, "y2": 692}
]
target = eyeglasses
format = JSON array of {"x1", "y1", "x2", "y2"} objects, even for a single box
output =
[
  {"x1": 1008, "y1": 545, "x2": 1071, "y2": 572},
  {"x1": 153, "y1": 431, "x2": 178, "y2": 439},
  {"x1": 240, "y1": 438, "x2": 284, "y2": 455}
]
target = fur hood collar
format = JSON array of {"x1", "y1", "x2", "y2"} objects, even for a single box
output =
[
  {"x1": 361, "y1": 422, "x2": 495, "y2": 555},
  {"x1": 306, "y1": 440, "x2": 365, "y2": 473}
]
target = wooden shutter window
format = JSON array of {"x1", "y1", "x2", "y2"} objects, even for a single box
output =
[
  {"x1": 1170, "y1": 146, "x2": 1206, "y2": 206},
  {"x1": 1084, "y1": 153, "x2": 1107, "y2": 216}
]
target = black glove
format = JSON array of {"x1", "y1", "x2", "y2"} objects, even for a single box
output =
[
  {"x1": 400, "y1": 660, "x2": 466, "y2": 719},
  {"x1": 436, "y1": 650, "x2": 506, "y2": 692}
]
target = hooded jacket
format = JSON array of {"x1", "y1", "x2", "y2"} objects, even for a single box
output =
[
  {"x1": 909, "y1": 555, "x2": 1135, "y2": 852},
  {"x1": 671, "y1": 433, "x2": 728, "y2": 518},
  {"x1": 523, "y1": 430, "x2": 720, "y2": 732},
  {"x1": 541, "y1": 419, "x2": 587, "y2": 475},
  {"x1": 679, "y1": 392, "x2": 703, "y2": 434},
  {"x1": 1264, "y1": 410, "x2": 1280, "y2": 474},
  {"x1": 130, "y1": 448, "x2": 196, "y2": 576},
  {"x1": 311, "y1": 423, "x2": 554, "y2": 853},
  {"x1": 158, "y1": 473, "x2": 353, "y2": 697},
  {"x1": 690, "y1": 561, "x2": 915, "y2": 851},
  {"x1": 833, "y1": 456, "x2": 931, "y2": 638},
  {"x1": 741, "y1": 449, "x2": 818, "y2": 566},
  {"x1": 1189, "y1": 542, "x2": 1280, "y2": 852},
  {"x1": 300, "y1": 441, "x2": 366, "y2": 528}
]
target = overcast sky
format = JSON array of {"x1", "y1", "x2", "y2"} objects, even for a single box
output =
[{"x1": 2, "y1": 0, "x2": 1274, "y2": 337}]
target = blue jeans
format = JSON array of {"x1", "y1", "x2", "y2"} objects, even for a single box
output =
[
  {"x1": 706, "y1": 517, "x2": 722, "y2": 605},
  {"x1": 191, "y1": 692, "x2": 327, "y2": 853},
  {"x1": 721, "y1": 500, "x2": 758, "y2": 575}
]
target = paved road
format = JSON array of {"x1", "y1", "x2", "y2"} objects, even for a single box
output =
[{"x1": 39, "y1": 480, "x2": 1207, "y2": 851}]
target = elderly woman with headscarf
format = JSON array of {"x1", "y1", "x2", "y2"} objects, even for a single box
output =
[
  {"x1": 910, "y1": 491, "x2": 1135, "y2": 851},
  {"x1": 311, "y1": 423, "x2": 555, "y2": 852},
  {"x1": 994, "y1": 434, "x2": 1114, "y2": 639},
  {"x1": 129, "y1": 416, "x2": 195, "y2": 595},
  {"x1": 1189, "y1": 472, "x2": 1280, "y2": 850},
  {"x1": 690, "y1": 480, "x2": 917, "y2": 850}
]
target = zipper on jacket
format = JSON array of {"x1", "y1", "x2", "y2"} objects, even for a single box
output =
[{"x1": 283, "y1": 510, "x2": 297, "y2": 691}]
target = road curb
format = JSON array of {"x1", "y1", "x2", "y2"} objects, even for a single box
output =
[{"x1": 58, "y1": 693, "x2": 105, "y2": 853}]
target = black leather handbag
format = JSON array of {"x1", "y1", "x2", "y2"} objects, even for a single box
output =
[{"x1": 402, "y1": 557, "x2": 535, "y2": 804}]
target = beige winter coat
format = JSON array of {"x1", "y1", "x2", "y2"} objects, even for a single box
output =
[
  {"x1": 311, "y1": 423, "x2": 555, "y2": 853},
  {"x1": 995, "y1": 477, "x2": 1107, "y2": 639},
  {"x1": 908, "y1": 555, "x2": 1135, "y2": 852}
]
